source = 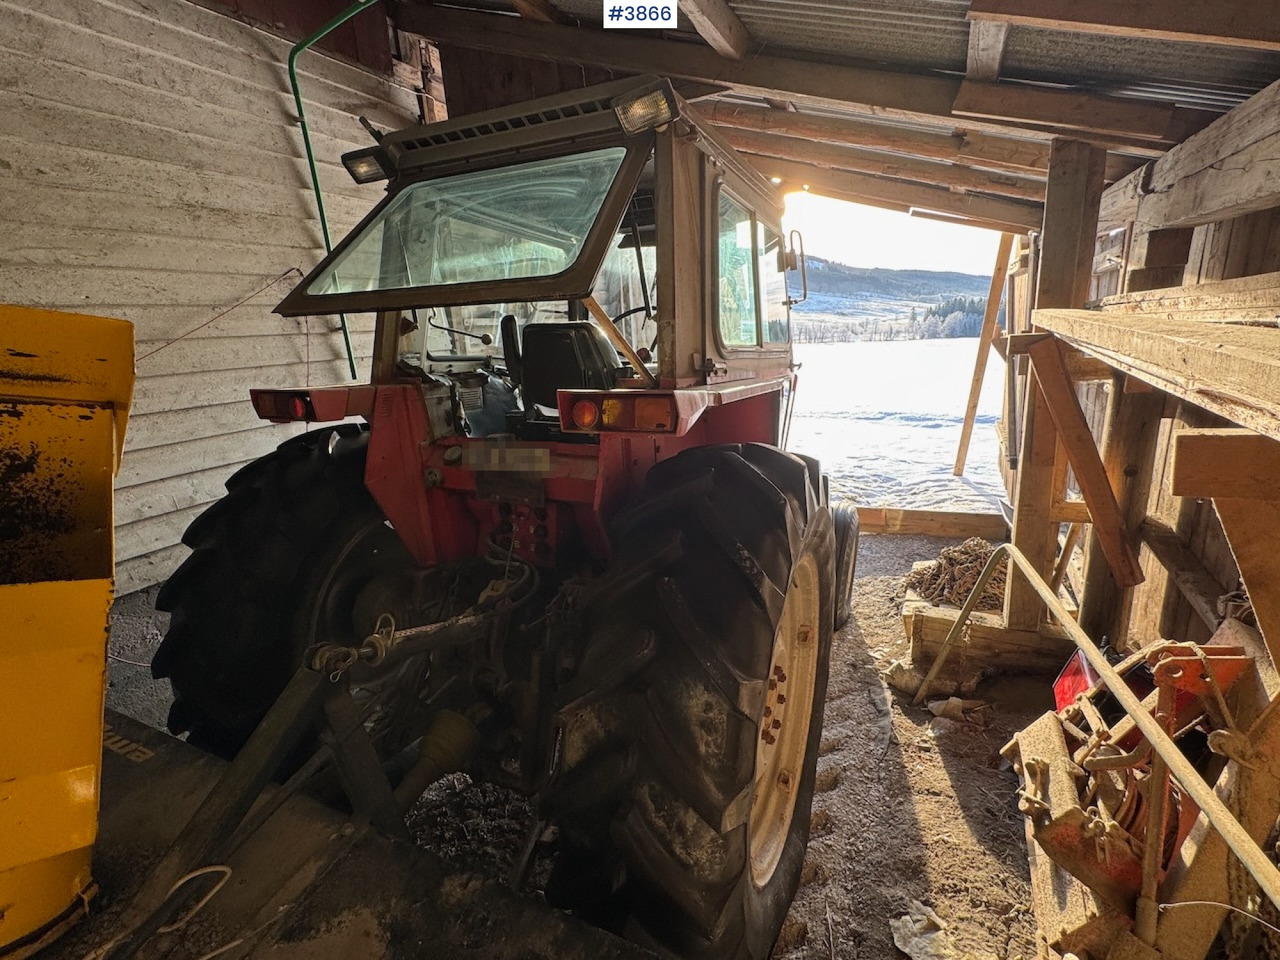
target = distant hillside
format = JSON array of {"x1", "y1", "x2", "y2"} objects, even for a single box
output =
[
  {"x1": 788, "y1": 257, "x2": 999, "y2": 343},
  {"x1": 799, "y1": 256, "x2": 991, "y2": 302}
]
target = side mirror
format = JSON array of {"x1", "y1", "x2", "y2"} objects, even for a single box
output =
[{"x1": 785, "y1": 229, "x2": 808, "y2": 306}]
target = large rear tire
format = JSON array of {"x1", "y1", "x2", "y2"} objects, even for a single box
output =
[
  {"x1": 151, "y1": 425, "x2": 420, "y2": 758},
  {"x1": 546, "y1": 443, "x2": 835, "y2": 960}
]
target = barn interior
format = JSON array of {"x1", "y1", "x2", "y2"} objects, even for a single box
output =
[{"x1": 4, "y1": 1, "x2": 1280, "y2": 959}]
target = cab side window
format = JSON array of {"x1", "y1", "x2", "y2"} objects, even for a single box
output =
[
  {"x1": 758, "y1": 223, "x2": 789, "y2": 344},
  {"x1": 717, "y1": 192, "x2": 759, "y2": 347}
]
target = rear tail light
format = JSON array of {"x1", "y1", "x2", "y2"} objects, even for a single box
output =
[
  {"x1": 251, "y1": 389, "x2": 315, "y2": 423},
  {"x1": 561, "y1": 392, "x2": 679, "y2": 433},
  {"x1": 571, "y1": 400, "x2": 601, "y2": 430}
]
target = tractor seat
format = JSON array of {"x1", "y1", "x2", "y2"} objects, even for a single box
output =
[{"x1": 516, "y1": 321, "x2": 620, "y2": 416}]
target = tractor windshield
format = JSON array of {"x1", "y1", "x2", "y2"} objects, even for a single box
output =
[{"x1": 304, "y1": 147, "x2": 629, "y2": 297}]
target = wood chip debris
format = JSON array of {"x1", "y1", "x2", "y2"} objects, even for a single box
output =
[{"x1": 903, "y1": 538, "x2": 1007, "y2": 611}]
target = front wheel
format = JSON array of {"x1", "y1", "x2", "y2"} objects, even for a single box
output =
[{"x1": 547, "y1": 444, "x2": 835, "y2": 960}]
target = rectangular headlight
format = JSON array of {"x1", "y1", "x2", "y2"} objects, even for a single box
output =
[
  {"x1": 341, "y1": 146, "x2": 389, "y2": 184},
  {"x1": 613, "y1": 84, "x2": 678, "y2": 135}
]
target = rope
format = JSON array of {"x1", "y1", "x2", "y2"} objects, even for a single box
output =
[
  {"x1": 904, "y1": 537, "x2": 1007, "y2": 611},
  {"x1": 107, "y1": 652, "x2": 152, "y2": 668},
  {"x1": 136, "y1": 268, "x2": 302, "y2": 363}
]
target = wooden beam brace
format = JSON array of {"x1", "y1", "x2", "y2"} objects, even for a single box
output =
[
  {"x1": 1173, "y1": 429, "x2": 1280, "y2": 499},
  {"x1": 392, "y1": 4, "x2": 1210, "y2": 146},
  {"x1": 1034, "y1": 308, "x2": 1280, "y2": 444},
  {"x1": 1028, "y1": 336, "x2": 1144, "y2": 588},
  {"x1": 966, "y1": 20, "x2": 1009, "y2": 82},
  {"x1": 968, "y1": 0, "x2": 1280, "y2": 52},
  {"x1": 680, "y1": 0, "x2": 751, "y2": 59},
  {"x1": 956, "y1": 233, "x2": 1015, "y2": 474},
  {"x1": 953, "y1": 80, "x2": 1216, "y2": 150},
  {"x1": 748, "y1": 156, "x2": 1044, "y2": 232},
  {"x1": 720, "y1": 128, "x2": 1046, "y2": 202}
]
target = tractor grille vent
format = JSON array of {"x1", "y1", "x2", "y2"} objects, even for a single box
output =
[{"x1": 397, "y1": 97, "x2": 613, "y2": 153}]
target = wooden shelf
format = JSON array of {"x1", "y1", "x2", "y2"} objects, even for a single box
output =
[{"x1": 1035, "y1": 308, "x2": 1280, "y2": 442}]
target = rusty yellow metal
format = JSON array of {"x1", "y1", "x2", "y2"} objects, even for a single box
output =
[{"x1": 0, "y1": 305, "x2": 133, "y2": 957}]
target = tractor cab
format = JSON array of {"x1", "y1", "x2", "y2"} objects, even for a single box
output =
[{"x1": 272, "y1": 76, "x2": 804, "y2": 443}]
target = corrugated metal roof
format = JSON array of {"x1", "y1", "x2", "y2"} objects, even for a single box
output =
[
  {"x1": 1003, "y1": 29, "x2": 1280, "y2": 108},
  {"x1": 486, "y1": 0, "x2": 1280, "y2": 113}
]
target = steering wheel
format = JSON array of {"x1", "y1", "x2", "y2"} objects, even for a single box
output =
[{"x1": 608, "y1": 306, "x2": 655, "y2": 364}]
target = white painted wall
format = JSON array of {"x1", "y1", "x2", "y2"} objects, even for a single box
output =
[{"x1": 1, "y1": 0, "x2": 417, "y2": 592}]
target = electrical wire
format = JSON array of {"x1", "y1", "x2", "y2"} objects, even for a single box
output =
[{"x1": 1159, "y1": 899, "x2": 1280, "y2": 936}]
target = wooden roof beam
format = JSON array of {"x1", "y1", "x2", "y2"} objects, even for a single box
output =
[
  {"x1": 700, "y1": 102, "x2": 1140, "y2": 181},
  {"x1": 701, "y1": 101, "x2": 1046, "y2": 175},
  {"x1": 718, "y1": 127, "x2": 1046, "y2": 202},
  {"x1": 391, "y1": 4, "x2": 1208, "y2": 146},
  {"x1": 968, "y1": 0, "x2": 1280, "y2": 53},
  {"x1": 511, "y1": 0, "x2": 561, "y2": 22},
  {"x1": 1101, "y1": 77, "x2": 1280, "y2": 230},
  {"x1": 967, "y1": 20, "x2": 1009, "y2": 82},
  {"x1": 392, "y1": 3, "x2": 960, "y2": 120},
  {"x1": 910, "y1": 209, "x2": 1025, "y2": 235},
  {"x1": 681, "y1": 0, "x2": 751, "y2": 60},
  {"x1": 748, "y1": 156, "x2": 1043, "y2": 233},
  {"x1": 953, "y1": 80, "x2": 1218, "y2": 151}
]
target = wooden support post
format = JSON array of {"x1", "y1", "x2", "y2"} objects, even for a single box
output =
[
  {"x1": 955, "y1": 233, "x2": 1015, "y2": 475},
  {"x1": 1076, "y1": 377, "x2": 1167, "y2": 645},
  {"x1": 1006, "y1": 139, "x2": 1105, "y2": 631},
  {"x1": 1207, "y1": 499, "x2": 1280, "y2": 671},
  {"x1": 1029, "y1": 338, "x2": 1144, "y2": 589},
  {"x1": 1171, "y1": 428, "x2": 1280, "y2": 667}
]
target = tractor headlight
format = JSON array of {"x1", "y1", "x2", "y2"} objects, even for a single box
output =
[
  {"x1": 342, "y1": 146, "x2": 390, "y2": 184},
  {"x1": 613, "y1": 83, "x2": 678, "y2": 135}
]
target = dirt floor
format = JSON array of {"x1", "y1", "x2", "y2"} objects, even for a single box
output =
[{"x1": 106, "y1": 533, "x2": 1054, "y2": 959}]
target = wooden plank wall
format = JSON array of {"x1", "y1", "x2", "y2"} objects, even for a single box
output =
[
  {"x1": 0, "y1": 0, "x2": 418, "y2": 592},
  {"x1": 1074, "y1": 213, "x2": 1280, "y2": 650}
]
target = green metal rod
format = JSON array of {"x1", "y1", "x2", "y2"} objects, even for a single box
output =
[{"x1": 288, "y1": 0, "x2": 384, "y2": 380}]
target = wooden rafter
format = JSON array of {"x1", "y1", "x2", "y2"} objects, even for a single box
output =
[
  {"x1": 700, "y1": 102, "x2": 1052, "y2": 176},
  {"x1": 718, "y1": 128, "x2": 1046, "y2": 201},
  {"x1": 747, "y1": 156, "x2": 1044, "y2": 232},
  {"x1": 680, "y1": 0, "x2": 751, "y2": 59},
  {"x1": 968, "y1": 0, "x2": 1280, "y2": 52},
  {"x1": 953, "y1": 81, "x2": 1216, "y2": 151},
  {"x1": 510, "y1": 0, "x2": 560, "y2": 22},
  {"x1": 909, "y1": 209, "x2": 1031, "y2": 235},
  {"x1": 391, "y1": 3, "x2": 1209, "y2": 145},
  {"x1": 966, "y1": 20, "x2": 1009, "y2": 82}
]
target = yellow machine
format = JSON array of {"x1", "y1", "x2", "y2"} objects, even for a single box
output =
[{"x1": 0, "y1": 306, "x2": 133, "y2": 957}]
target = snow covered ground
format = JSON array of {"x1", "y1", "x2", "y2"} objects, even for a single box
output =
[{"x1": 786, "y1": 338, "x2": 1006, "y2": 512}]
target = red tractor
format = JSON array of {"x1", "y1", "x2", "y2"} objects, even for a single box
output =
[{"x1": 150, "y1": 76, "x2": 858, "y2": 960}]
